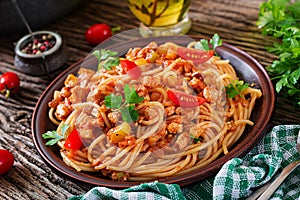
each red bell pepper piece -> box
[120,59,142,80]
[64,128,83,150]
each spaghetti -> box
[46,41,262,181]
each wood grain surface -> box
[0,0,299,199]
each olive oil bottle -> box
[128,0,191,27]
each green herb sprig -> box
[257,0,300,106]
[42,124,69,146]
[225,80,249,98]
[194,33,223,51]
[92,49,120,70]
[104,84,144,122]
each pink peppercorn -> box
[21,34,56,55]
[40,45,46,51]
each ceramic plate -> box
[32,35,275,188]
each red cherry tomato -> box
[85,23,112,46]
[64,128,83,150]
[0,149,14,175]
[0,72,20,98]
[167,89,206,108]
[120,59,142,80]
[177,47,214,65]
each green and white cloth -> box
[69,125,300,200]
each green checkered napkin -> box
[69,125,300,200]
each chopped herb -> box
[104,84,144,122]
[190,134,202,143]
[257,0,300,106]
[92,49,120,70]
[42,124,69,146]
[225,80,249,98]
[195,33,223,51]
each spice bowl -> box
[14,30,69,77]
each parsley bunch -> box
[104,84,144,122]
[257,0,300,106]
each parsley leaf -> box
[42,124,69,146]
[194,33,223,51]
[92,49,118,60]
[225,80,249,98]
[121,105,139,123]
[103,57,120,70]
[211,33,223,50]
[104,84,144,122]
[124,84,144,104]
[104,94,122,109]
[195,39,209,50]
[92,49,120,70]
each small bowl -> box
[14,30,68,77]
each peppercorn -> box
[20,34,56,55]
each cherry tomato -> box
[120,59,142,80]
[64,128,83,150]
[0,72,20,98]
[167,89,206,108]
[0,149,14,175]
[177,47,214,65]
[85,23,112,45]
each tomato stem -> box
[5,90,10,98]
[0,89,10,98]
[111,26,121,33]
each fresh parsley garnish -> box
[195,33,223,51]
[121,105,140,123]
[42,124,69,146]
[104,84,144,122]
[225,80,249,98]
[104,94,123,109]
[257,0,300,106]
[124,84,144,104]
[92,49,120,70]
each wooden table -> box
[0,0,299,199]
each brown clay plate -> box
[31,35,275,188]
